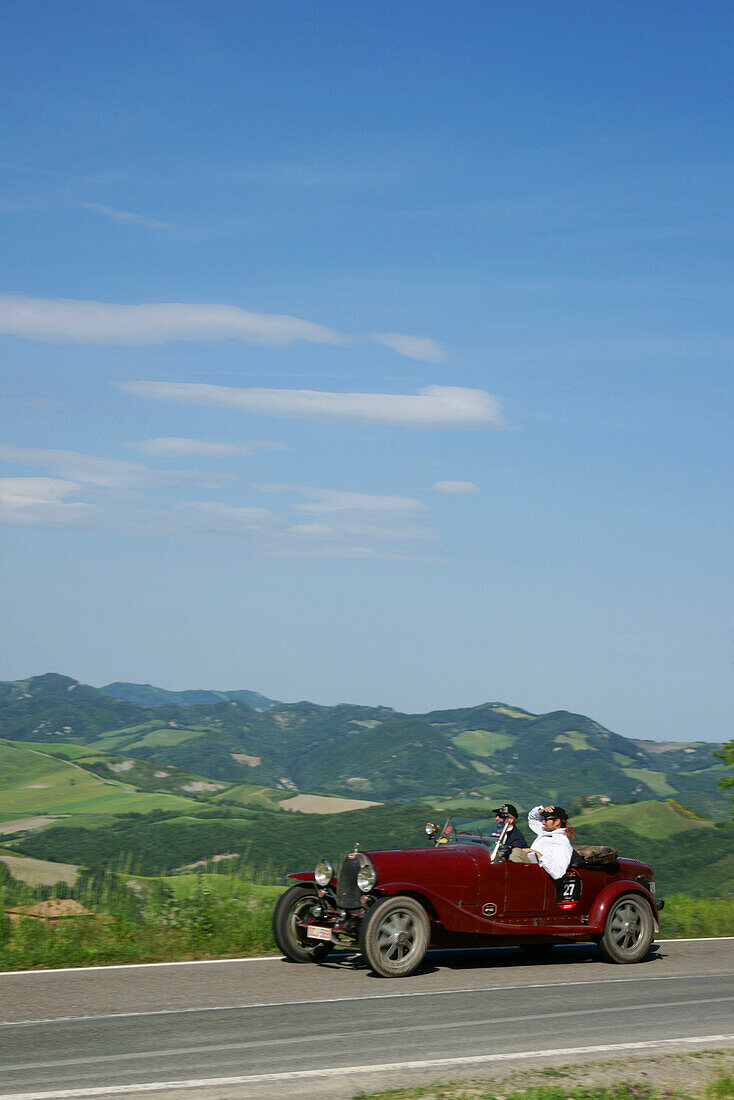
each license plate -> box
[306,925,332,942]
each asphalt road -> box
[1,939,733,1099]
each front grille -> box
[337,853,368,909]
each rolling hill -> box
[0,674,727,812]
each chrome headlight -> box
[356,863,377,892]
[314,859,334,886]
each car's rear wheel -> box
[271,884,333,963]
[598,893,654,964]
[360,895,430,978]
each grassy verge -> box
[353,1071,734,1100]
[662,895,734,938]
[0,866,278,970]
[352,1064,734,1100]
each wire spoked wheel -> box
[360,895,430,978]
[271,884,333,964]
[598,893,653,964]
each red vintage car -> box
[271,816,663,977]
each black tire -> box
[271,884,333,964]
[598,893,654,964]
[359,895,430,978]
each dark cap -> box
[540,805,568,824]
[492,803,519,819]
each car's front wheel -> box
[598,893,654,964]
[271,884,333,963]
[360,895,430,978]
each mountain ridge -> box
[100,681,279,711]
[0,673,725,813]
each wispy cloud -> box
[0,477,93,525]
[333,521,434,540]
[124,437,258,458]
[369,332,446,363]
[82,203,170,229]
[430,480,480,494]
[0,296,342,347]
[255,484,429,514]
[183,501,273,527]
[0,295,445,362]
[0,444,232,490]
[118,382,502,428]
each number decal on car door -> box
[555,869,582,910]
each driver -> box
[489,803,527,855]
[509,805,573,880]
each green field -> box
[15,742,97,760]
[573,798,710,838]
[213,783,289,810]
[126,726,210,748]
[0,742,202,817]
[452,729,514,756]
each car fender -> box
[586,880,659,934]
[287,870,341,889]
[376,881,480,933]
[287,871,316,883]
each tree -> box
[715,741,734,811]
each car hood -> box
[364,844,487,886]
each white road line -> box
[0,954,283,977]
[2,971,733,1028]
[2,936,732,977]
[5,995,734,1073]
[1,1034,733,1099]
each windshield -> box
[435,817,502,846]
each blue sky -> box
[1,1,731,742]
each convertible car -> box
[271,816,663,977]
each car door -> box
[503,860,549,915]
[471,850,548,919]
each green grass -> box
[14,742,95,760]
[140,872,285,903]
[0,742,201,817]
[353,1079,734,1100]
[622,768,678,798]
[573,799,709,839]
[662,895,734,938]
[129,726,210,748]
[213,783,289,809]
[0,866,278,970]
[452,729,514,756]
[553,731,592,750]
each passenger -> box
[489,803,527,854]
[509,805,573,880]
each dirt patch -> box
[0,852,79,886]
[179,853,239,871]
[25,783,51,789]
[231,753,262,767]
[5,899,96,923]
[109,761,135,772]
[0,816,65,835]
[181,781,226,793]
[281,794,380,814]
